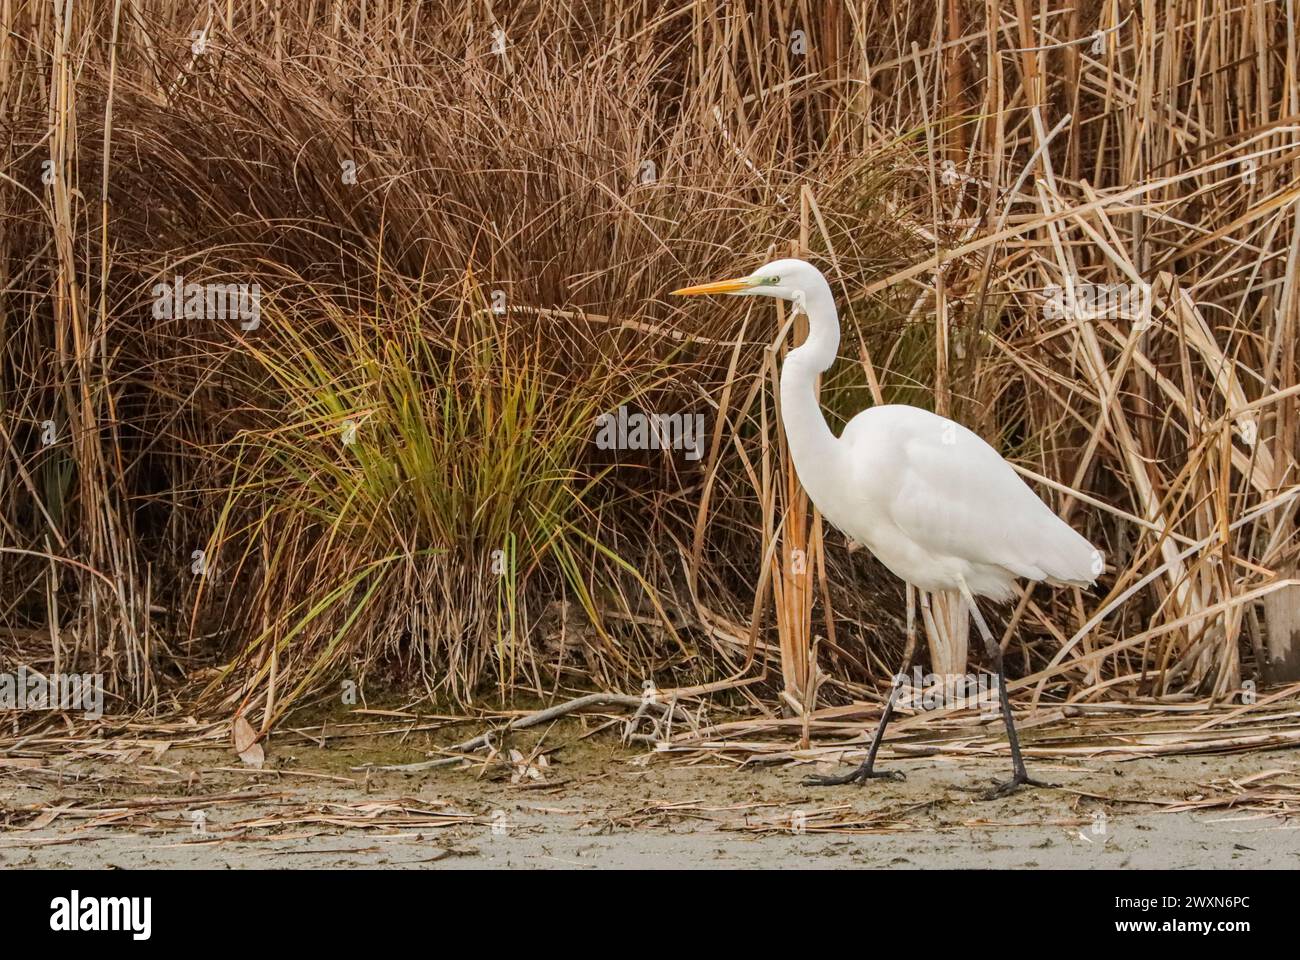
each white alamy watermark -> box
[152,274,261,330]
[50,891,151,940]
[594,405,705,461]
[894,668,1000,718]
[1,666,103,719]
[1042,281,1152,328]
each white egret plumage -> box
[672,258,1099,797]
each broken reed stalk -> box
[771,195,823,709]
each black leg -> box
[959,579,1056,799]
[804,672,906,786]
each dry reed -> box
[1,1,1298,728]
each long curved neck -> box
[779,283,842,487]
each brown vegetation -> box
[2,1,1297,724]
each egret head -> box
[670,258,829,308]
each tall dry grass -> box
[2,1,1298,722]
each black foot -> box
[803,766,906,787]
[979,772,1058,800]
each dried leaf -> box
[232,714,265,768]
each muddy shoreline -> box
[3,717,1296,869]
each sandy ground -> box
[3,716,1298,869]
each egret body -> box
[672,259,1098,796]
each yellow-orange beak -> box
[669,276,755,297]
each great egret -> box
[671,258,1099,797]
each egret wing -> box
[848,406,1096,586]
